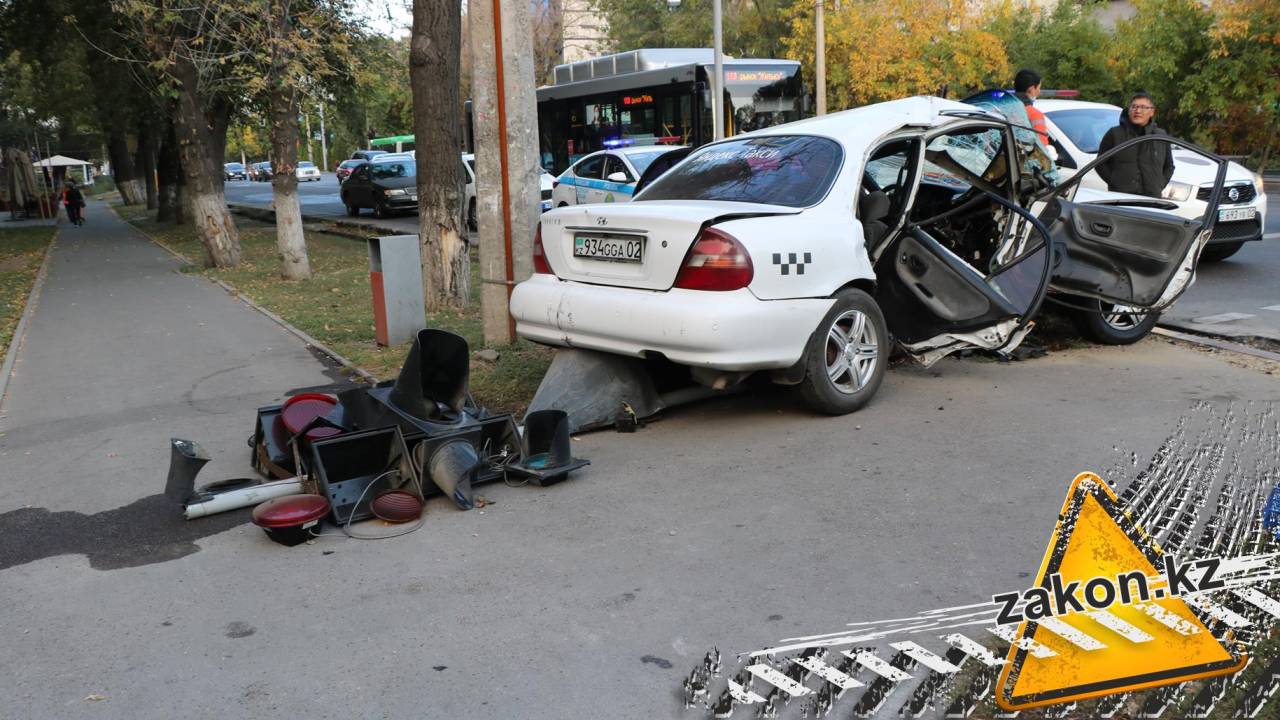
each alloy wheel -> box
[825,309,879,395]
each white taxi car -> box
[511,96,1230,415]
[551,145,687,207]
[1039,98,1267,263]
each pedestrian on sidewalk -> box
[62,181,85,226]
[1096,92,1175,198]
[1013,68,1049,148]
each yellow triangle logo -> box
[996,472,1247,710]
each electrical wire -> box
[309,466,427,541]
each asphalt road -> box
[226,179,1280,342]
[1161,187,1280,341]
[224,174,421,234]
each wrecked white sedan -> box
[510,96,1230,415]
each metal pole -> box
[319,102,329,172]
[304,112,314,163]
[815,0,826,116]
[712,0,724,140]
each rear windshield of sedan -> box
[370,160,416,179]
[637,136,841,207]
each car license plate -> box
[574,234,643,263]
[1219,206,1255,222]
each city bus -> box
[536,48,804,173]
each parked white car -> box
[1039,98,1267,262]
[511,96,1229,415]
[550,145,687,207]
[463,153,558,231]
[295,161,322,182]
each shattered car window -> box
[963,90,1060,187]
[637,135,842,208]
[924,127,1005,189]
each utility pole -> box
[470,0,540,343]
[712,0,725,140]
[319,102,329,172]
[815,0,826,115]
[304,112,314,162]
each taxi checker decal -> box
[773,252,812,276]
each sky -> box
[356,0,413,37]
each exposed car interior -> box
[865,124,1052,345]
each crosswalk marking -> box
[1039,617,1108,650]
[1087,610,1155,643]
[1133,603,1201,635]
[990,625,1057,658]
[890,640,963,674]
[943,632,1007,666]
[790,656,865,690]
[844,650,913,683]
[746,664,812,697]
[1184,594,1253,629]
[728,678,767,704]
[1234,588,1280,621]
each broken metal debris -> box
[164,328,591,545]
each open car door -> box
[1035,135,1229,312]
[871,122,1055,366]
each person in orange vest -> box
[1014,69,1050,148]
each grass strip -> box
[120,205,551,415]
[0,226,56,360]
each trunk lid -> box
[540,200,797,290]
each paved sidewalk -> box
[0,201,341,540]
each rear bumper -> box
[510,274,833,371]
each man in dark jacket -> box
[1096,92,1175,197]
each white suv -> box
[1039,99,1267,262]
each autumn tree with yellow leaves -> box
[783,0,1009,110]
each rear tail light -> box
[532,222,552,274]
[673,227,753,291]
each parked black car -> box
[340,157,417,218]
[224,162,247,181]
[351,149,389,162]
[336,159,366,185]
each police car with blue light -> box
[550,145,687,207]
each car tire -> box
[558,202,568,208]
[374,200,392,219]
[345,201,360,217]
[1200,241,1244,263]
[1072,300,1160,345]
[797,288,888,415]
[468,198,477,231]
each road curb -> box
[114,206,380,386]
[227,202,406,239]
[1153,326,1280,364]
[0,226,60,412]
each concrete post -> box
[319,103,329,172]
[815,0,826,116]
[712,0,724,140]
[470,0,541,344]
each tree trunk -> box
[108,129,143,205]
[157,112,183,223]
[411,0,468,310]
[172,56,240,267]
[268,0,311,280]
[136,118,159,210]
